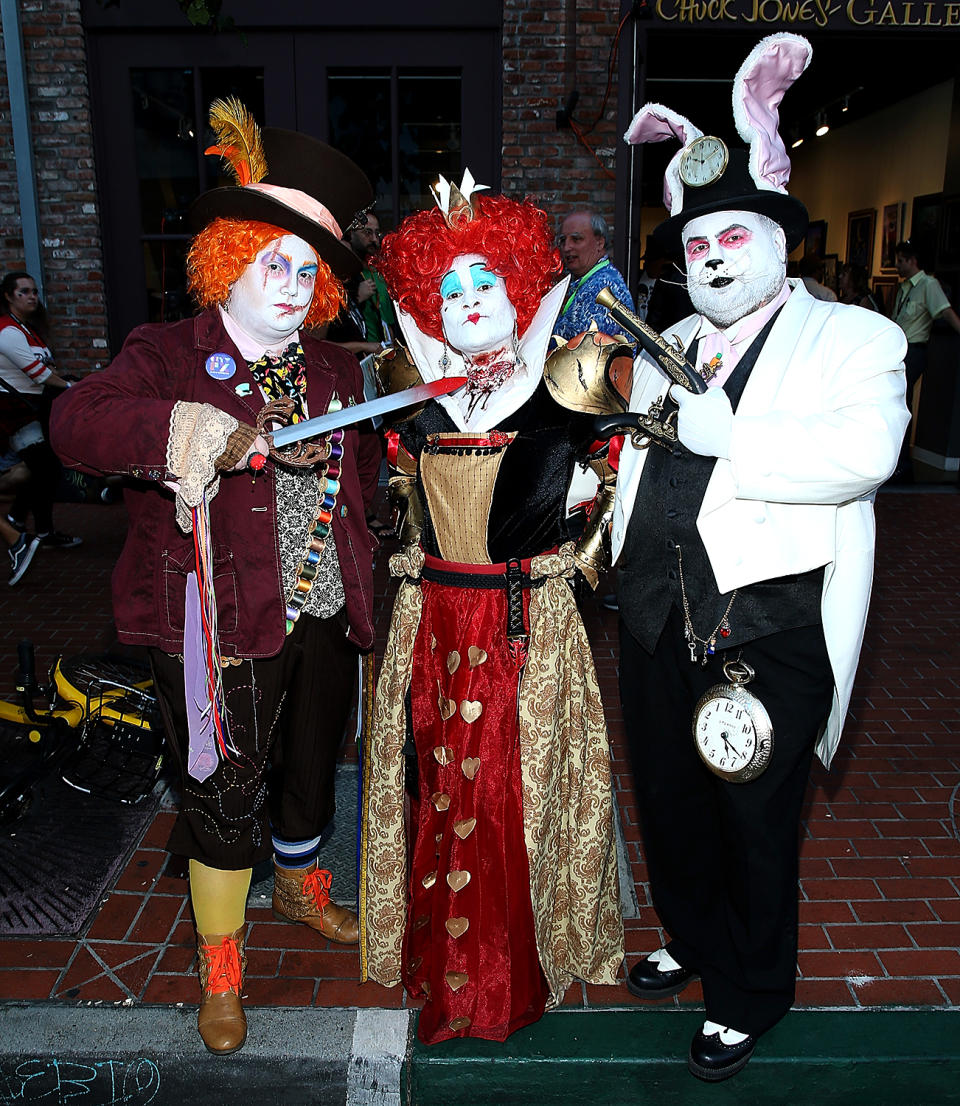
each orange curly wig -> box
[186,218,346,330]
[374,193,562,343]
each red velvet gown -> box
[391,382,594,1043]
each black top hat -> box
[190,127,374,280]
[653,148,808,257]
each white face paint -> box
[227,233,318,347]
[682,210,786,329]
[438,253,516,355]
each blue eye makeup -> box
[440,271,464,299]
[469,264,497,289]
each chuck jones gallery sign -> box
[652,0,960,26]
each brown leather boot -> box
[196,924,247,1055]
[272,860,359,944]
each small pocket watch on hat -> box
[678,135,729,188]
[692,660,772,782]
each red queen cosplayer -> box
[359,176,624,1044]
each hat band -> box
[247,183,343,240]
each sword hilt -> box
[255,397,334,469]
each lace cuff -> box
[167,401,239,533]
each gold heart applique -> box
[446,870,471,892]
[445,971,468,992]
[413,914,429,931]
[422,980,432,996]
[422,870,437,889]
[460,700,482,723]
[446,650,461,675]
[431,792,451,812]
[445,916,469,939]
[433,746,454,766]
[461,758,480,780]
[467,646,488,668]
[448,1016,470,1030]
[437,688,456,721]
[453,818,477,840]
[408,956,422,973]
[430,634,437,651]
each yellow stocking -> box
[189,860,252,937]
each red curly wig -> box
[186,218,346,330]
[374,193,562,343]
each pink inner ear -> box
[740,40,809,190]
[625,107,695,149]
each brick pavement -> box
[0,491,958,1015]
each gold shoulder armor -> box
[544,323,634,416]
[374,342,430,424]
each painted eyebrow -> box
[440,270,463,297]
[298,263,318,273]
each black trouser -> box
[11,387,63,533]
[619,606,833,1036]
[150,612,357,870]
[11,439,60,533]
[896,343,927,475]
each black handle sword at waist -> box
[595,287,706,395]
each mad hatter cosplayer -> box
[50,100,380,1054]
[359,176,625,1044]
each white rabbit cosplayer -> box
[612,34,909,1081]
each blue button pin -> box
[206,352,236,380]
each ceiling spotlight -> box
[841,95,850,113]
[815,112,829,137]
[789,126,803,149]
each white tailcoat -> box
[611,280,909,767]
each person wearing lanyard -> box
[551,210,634,345]
[891,240,960,481]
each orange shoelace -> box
[200,935,242,996]
[303,867,333,913]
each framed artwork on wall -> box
[804,220,826,259]
[911,192,942,270]
[880,203,901,271]
[822,254,838,295]
[872,274,898,316]
[845,209,875,271]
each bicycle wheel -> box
[54,654,157,729]
[0,717,70,827]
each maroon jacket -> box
[50,309,379,656]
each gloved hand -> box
[669,385,734,459]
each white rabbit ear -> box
[732,33,812,194]
[624,104,703,215]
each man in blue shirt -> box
[553,210,634,343]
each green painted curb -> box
[403,1008,960,1105]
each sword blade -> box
[270,376,467,447]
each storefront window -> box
[328,68,461,232]
[130,67,264,322]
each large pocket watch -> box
[692,660,773,783]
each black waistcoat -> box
[619,311,823,655]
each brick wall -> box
[0,0,108,374]
[502,0,624,242]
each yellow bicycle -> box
[0,642,163,826]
